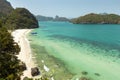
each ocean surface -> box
[28,21,120,80]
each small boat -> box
[31,32,37,35]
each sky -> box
[7,0,120,18]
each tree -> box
[5,8,39,30]
[0,23,25,80]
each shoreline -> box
[12,29,38,79]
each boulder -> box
[31,67,40,76]
[94,73,100,76]
[81,71,88,75]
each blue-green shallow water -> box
[28,21,120,80]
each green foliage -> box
[5,8,39,30]
[0,27,20,54]
[0,0,13,25]
[0,23,25,80]
[0,20,2,27]
[23,77,49,80]
[0,12,9,22]
[0,1,39,30]
[0,1,38,80]
[71,13,120,24]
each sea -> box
[28,21,120,80]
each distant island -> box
[36,15,69,22]
[36,13,120,24]
[71,13,120,24]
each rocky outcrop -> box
[31,67,40,76]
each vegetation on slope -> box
[5,8,39,30]
[0,0,39,79]
[71,13,120,24]
[0,0,38,30]
[0,23,26,80]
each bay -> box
[28,21,120,80]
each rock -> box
[94,73,100,76]
[31,67,40,76]
[81,71,88,75]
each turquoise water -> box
[29,21,120,80]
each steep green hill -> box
[5,8,39,29]
[0,0,39,29]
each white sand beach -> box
[12,29,37,79]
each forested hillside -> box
[0,0,38,30]
[71,13,120,24]
[5,8,39,29]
